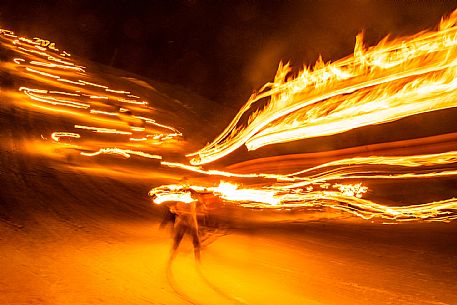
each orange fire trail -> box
[149,182,457,222]
[188,10,457,165]
[158,150,457,184]
[274,151,457,186]
[74,125,133,135]
[80,148,162,160]
[20,87,91,109]
[3,17,457,224]
[1,25,182,175]
[51,132,80,142]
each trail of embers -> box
[150,148,457,222]
[2,12,457,224]
[0,27,183,166]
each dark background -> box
[1,0,456,109]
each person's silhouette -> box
[169,198,201,261]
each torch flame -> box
[188,9,457,165]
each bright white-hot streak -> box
[81,148,162,159]
[51,132,80,142]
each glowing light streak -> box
[46,56,76,67]
[134,115,182,135]
[13,58,25,64]
[130,127,145,132]
[19,87,47,94]
[3,33,17,38]
[149,182,457,222]
[57,78,84,85]
[49,91,80,97]
[78,80,108,88]
[147,134,162,140]
[118,98,148,105]
[0,29,17,37]
[81,148,162,160]
[18,37,39,45]
[275,151,457,187]
[150,187,195,204]
[29,60,85,72]
[129,137,147,142]
[159,161,285,180]
[20,87,90,109]
[158,150,457,185]
[214,181,280,205]
[32,37,59,51]
[17,47,53,60]
[74,125,132,135]
[280,170,457,190]
[105,88,130,94]
[333,183,368,198]
[25,67,60,79]
[89,109,118,116]
[51,132,80,142]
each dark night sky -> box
[1,0,456,109]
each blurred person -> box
[168,178,207,262]
[169,198,201,261]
